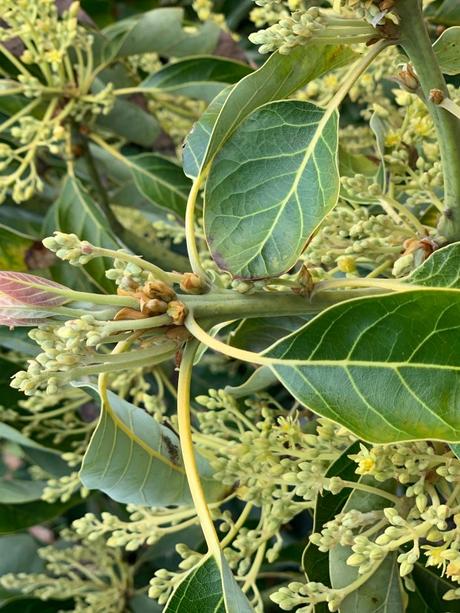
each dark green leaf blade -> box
[268,289,460,443]
[128,153,191,219]
[52,177,122,292]
[140,56,252,103]
[205,100,339,278]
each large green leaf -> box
[205,100,340,278]
[268,289,460,443]
[407,241,460,287]
[433,26,460,74]
[183,44,357,179]
[50,177,122,293]
[139,56,252,103]
[165,554,252,613]
[79,384,223,507]
[101,8,220,60]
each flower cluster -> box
[249,5,377,54]
[0,529,132,612]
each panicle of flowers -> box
[301,205,415,277]
[0,528,132,612]
[73,503,200,551]
[249,5,378,55]
[271,441,460,610]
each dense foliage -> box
[0,0,460,611]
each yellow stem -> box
[185,174,208,280]
[177,340,221,560]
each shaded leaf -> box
[427,0,460,27]
[140,56,252,103]
[125,154,191,219]
[79,384,223,507]
[225,366,278,399]
[268,289,460,443]
[0,480,45,504]
[409,562,460,612]
[183,44,357,179]
[51,177,122,292]
[95,97,161,147]
[0,495,82,534]
[205,100,339,278]
[433,26,460,74]
[102,8,220,60]
[230,316,309,353]
[0,229,32,273]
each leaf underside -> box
[205,100,339,279]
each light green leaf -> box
[369,111,388,193]
[79,384,223,507]
[268,289,460,443]
[183,44,357,179]
[139,56,252,103]
[225,366,277,398]
[51,177,122,293]
[329,472,403,612]
[433,26,460,75]
[183,87,232,180]
[165,554,252,613]
[407,241,460,287]
[126,153,191,219]
[0,228,32,272]
[205,100,339,278]
[0,480,45,504]
[102,8,220,60]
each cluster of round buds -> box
[43,232,95,266]
[271,580,340,612]
[250,8,326,54]
[339,0,394,23]
[309,509,382,551]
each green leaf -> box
[79,384,223,507]
[407,241,460,287]
[139,56,252,103]
[125,153,191,219]
[95,97,161,147]
[451,443,460,459]
[225,366,278,399]
[0,480,45,504]
[0,206,41,241]
[0,495,82,534]
[331,550,403,612]
[268,289,460,443]
[0,228,32,272]
[408,562,460,612]
[426,0,460,26]
[183,44,357,179]
[329,476,403,612]
[51,177,122,293]
[302,441,361,613]
[205,100,340,279]
[165,554,252,613]
[433,26,460,74]
[102,8,220,60]
[230,316,308,353]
